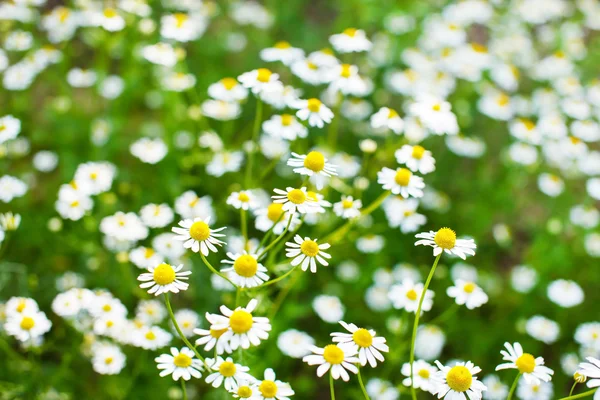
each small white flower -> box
[172,217,226,255]
[303,343,360,381]
[495,342,554,385]
[329,28,372,53]
[415,228,477,260]
[285,235,331,273]
[238,68,281,95]
[138,263,191,296]
[447,280,488,309]
[432,360,487,400]
[370,107,404,134]
[205,356,252,391]
[255,368,295,400]
[377,167,425,198]
[388,279,434,314]
[271,187,318,214]
[155,347,203,381]
[395,144,436,175]
[221,252,269,289]
[401,360,437,393]
[333,196,362,219]
[294,98,334,128]
[331,321,389,368]
[287,151,337,190]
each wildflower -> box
[155,347,203,381]
[525,316,560,344]
[294,98,334,128]
[409,95,459,135]
[537,174,565,197]
[172,217,226,255]
[0,115,21,144]
[135,299,167,325]
[139,203,174,228]
[230,379,260,399]
[91,343,126,375]
[160,12,207,42]
[481,375,509,400]
[401,360,437,393]
[206,299,271,350]
[254,203,299,234]
[331,321,389,367]
[238,68,281,95]
[97,8,125,32]
[370,107,404,134]
[432,360,487,399]
[287,151,337,190]
[333,196,362,219]
[327,63,369,96]
[313,295,345,323]
[575,323,600,350]
[255,368,295,400]
[383,197,426,233]
[547,279,584,308]
[262,114,308,141]
[516,379,553,400]
[161,71,196,92]
[221,253,269,288]
[130,138,168,164]
[388,279,434,314]
[205,356,252,391]
[207,151,244,177]
[173,309,200,338]
[395,144,436,175]
[5,310,52,342]
[208,77,249,102]
[576,357,600,391]
[138,263,191,296]
[377,167,425,198]
[227,190,260,211]
[202,100,242,121]
[100,211,149,242]
[277,329,315,359]
[132,325,172,350]
[303,343,360,381]
[272,187,317,214]
[260,41,305,66]
[67,68,97,88]
[285,235,331,273]
[495,342,554,384]
[0,176,28,203]
[415,228,477,259]
[194,322,232,355]
[447,280,489,309]
[329,28,372,53]
[142,42,178,67]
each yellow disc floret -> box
[153,263,176,285]
[406,289,418,301]
[256,68,272,83]
[516,353,536,374]
[20,316,35,330]
[234,255,258,278]
[307,98,322,112]
[394,168,412,186]
[259,380,278,397]
[173,353,192,368]
[303,151,325,172]
[434,228,457,250]
[219,361,237,377]
[237,386,253,398]
[229,310,253,334]
[267,203,284,222]
[418,369,430,379]
[411,145,426,160]
[463,282,476,294]
[352,328,373,348]
[221,77,237,90]
[323,344,345,364]
[287,189,306,204]
[281,114,294,126]
[446,366,473,392]
[300,240,320,257]
[189,221,210,241]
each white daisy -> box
[333,196,362,219]
[262,114,308,141]
[208,77,249,102]
[294,98,334,128]
[206,299,271,350]
[370,107,404,134]
[331,321,389,368]
[227,190,260,211]
[402,360,438,393]
[155,347,203,381]
[287,151,337,190]
[447,280,489,310]
[255,368,295,400]
[271,187,318,214]
[254,203,301,234]
[329,28,372,53]
[260,41,305,66]
[172,217,226,255]
[377,167,425,198]
[194,322,232,355]
[577,357,600,392]
[495,342,554,385]
[238,68,281,95]
[409,95,459,136]
[205,356,252,391]
[4,310,52,342]
[388,279,434,314]
[285,235,331,273]
[138,263,191,296]
[395,144,436,175]
[303,343,360,381]
[415,228,477,259]
[432,360,487,400]
[221,252,269,289]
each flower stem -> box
[241,208,248,250]
[246,264,299,291]
[558,389,598,400]
[200,253,237,288]
[245,98,262,187]
[506,373,521,400]
[409,253,441,400]
[330,371,336,400]
[180,379,188,400]
[570,382,578,397]
[258,214,293,259]
[164,294,210,370]
[357,366,371,400]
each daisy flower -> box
[409,95,459,136]
[137,263,191,296]
[91,343,126,375]
[255,368,295,400]
[155,347,203,381]
[205,356,252,391]
[4,310,52,342]
[294,98,334,128]
[287,151,337,190]
[206,299,272,350]
[230,379,260,399]
[331,321,389,368]
[432,360,487,400]
[329,28,372,53]
[272,187,317,214]
[495,342,554,385]
[402,360,438,393]
[447,280,489,309]
[303,343,360,381]
[285,235,331,273]
[194,322,232,355]
[388,279,434,314]
[333,196,362,219]
[395,144,436,175]
[260,41,305,66]
[221,252,269,289]
[208,77,249,102]
[262,114,308,141]
[327,63,369,96]
[238,68,281,95]
[377,167,425,198]
[172,217,226,256]
[254,203,300,234]
[370,107,404,134]
[415,228,477,259]
[227,190,260,211]
[577,357,600,392]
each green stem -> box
[245,98,263,187]
[164,294,210,370]
[241,208,248,250]
[200,253,237,288]
[570,382,578,397]
[181,379,188,400]
[357,366,371,400]
[409,254,441,400]
[246,264,299,291]
[559,389,598,400]
[257,214,293,259]
[268,270,301,320]
[506,373,521,400]
[330,371,336,400]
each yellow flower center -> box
[307,61,319,70]
[153,263,176,285]
[238,386,253,398]
[432,103,441,111]
[145,331,156,340]
[394,168,412,186]
[267,203,284,222]
[221,77,238,90]
[300,240,320,257]
[516,353,536,374]
[411,145,425,160]
[342,199,354,209]
[323,344,345,364]
[210,328,228,338]
[173,13,188,28]
[463,282,476,293]
[219,361,237,377]
[189,221,210,241]
[233,255,258,278]
[471,43,487,53]
[20,316,35,330]
[281,114,294,126]
[418,369,430,379]
[256,68,272,83]
[446,366,473,392]
[434,228,457,250]
[259,380,278,397]
[496,93,510,106]
[58,8,70,22]
[343,28,357,37]
[105,357,113,365]
[303,151,325,172]
[144,247,155,259]
[103,8,117,18]
[16,300,26,313]
[238,192,250,202]
[340,64,352,78]
[570,136,581,144]
[406,289,418,301]
[229,310,253,334]
[352,328,373,348]
[173,353,192,368]
[287,189,306,204]
[522,119,535,130]
[274,41,291,49]
[388,109,399,118]
[307,98,322,112]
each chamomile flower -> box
[5,310,52,342]
[91,343,126,375]
[194,323,232,355]
[388,279,434,314]
[401,360,438,393]
[140,203,174,228]
[138,263,191,296]
[432,360,487,400]
[415,228,477,259]
[227,191,260,211]
[0,115,21,144]
[331,321,389,368]
[255,368,295,400]
[409,96,459,135]
[303,343,359,381]
[272,187,317,214]
[221,253,269,289]
[205,356,252,391]
[142,42,178,67]
[377,167,425,198]
[262,114,308,141]
[160,13,206,42]
[329,28,372,53]
[207,299,271,350]
[287,151,337,190]
[238,68,281,95]
[576,357,600,391]
[230,380,260,399]
[172,217,226,255]
[260,41,305,66]
[285,235,331,273]
[495,342,554,385]
[254,203,300,234]
[547,279,584,308]
[395,145,436,175]
[155,347,203,381]
[327,63,369,96]
[294,98,334,128]
[370,107,404,134]
[447,280,488,310]
[129,246,164,269]
[277,329,315,359]
[132,325,172,350]
[333,196,362,219]
[208,77,249,102]
[130,137,168,164]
